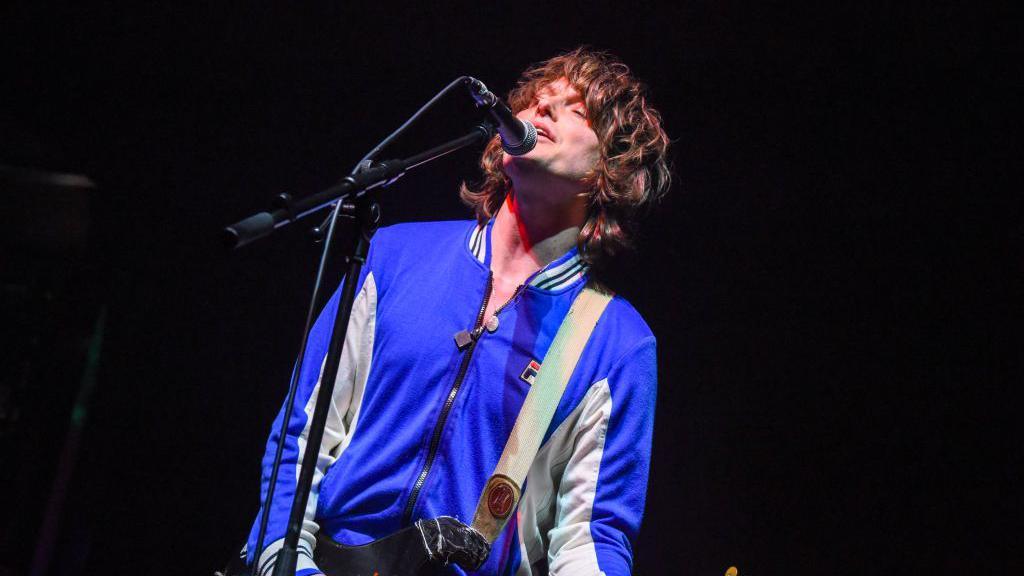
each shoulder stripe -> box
[469,223,485,262]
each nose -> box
[535,95,555,120]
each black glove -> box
[416,516,490,571]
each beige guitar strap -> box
[470,284,613,543]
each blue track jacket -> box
[246,219,657,576]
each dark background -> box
[0,2,1015,575]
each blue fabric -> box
[246,220,657,575]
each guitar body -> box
[314,527,441,576]
[224,518,484,576]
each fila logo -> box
[519,359,541,385]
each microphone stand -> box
[226,122,494,576]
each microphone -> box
[464,77,537,156]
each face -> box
[503,78,600,196]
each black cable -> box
[352,76,476,172]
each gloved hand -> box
[415,516,490,571]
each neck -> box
[490,190,585,284]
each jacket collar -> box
[467,220,589,292]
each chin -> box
[503,152,545,176]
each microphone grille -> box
[502,120,537,156]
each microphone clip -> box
[464,77,498,109]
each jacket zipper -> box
[401,272,526,524]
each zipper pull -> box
[454,330,474,350]
[455,314,498,350]
[454,325,487,350]
[455,271,495,350]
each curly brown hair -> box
[460,47,671,272]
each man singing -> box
[244,46,671,575]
